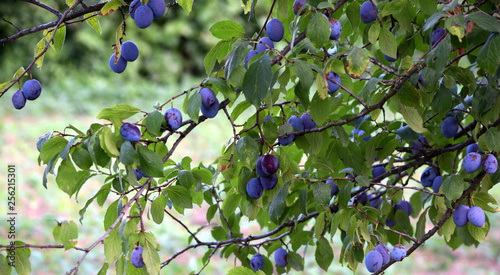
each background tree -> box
[1,0,500,274]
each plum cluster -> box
[109,41,140,74]
[249,248,288,271]
[120,107,184,142]
[364,243,406,273]
[453,205,486,227]
[279,113,316,146]
[463,152,498,174]
[246,154,279,199]
[11,79,42,110]
[130,0,166,29]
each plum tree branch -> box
[22,0,63,18]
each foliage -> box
[1,0,500,274]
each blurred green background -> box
[1,0,500,274]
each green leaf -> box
[477,33,500,75]
[100,126,120,157]
[368,24,380,45]
[151,194,168,224]
[209,77,237,102]
[423,11,446,31]
[227,266,255,275]
[310,92,330,125]
[60,137,75,160]
[99,0,123,16]
[316,72,329,100]
[467,222,488,243]
[96,104,141,121]
[146,110,164,137]
[97,263,109,275]
[442,175,466,202]
[210,21,245,40]
[312,182,331,206]
[56,159,78,196]
[178,170,195,189]
[400,104,426,133]
[235,136,259,169]
[225,44,246,84]
[85,13,102,34]
[34,38,45,68]
[58,221,78,250]
[295,60,314,89]
[13,242,30,275]
[472,86,498,115]
[315,237,334,271]
[142,235,161,275]
[166,185,193,209]
[40,137,67,164]
[204,40,234,75]
[177,0,194,14]
[307,13,330,49]
[89,134,110,167]
[287,251,304,271]
[346,47,369,78]
[396,125,419,141]
[119,141,139,165]
[52,25,66,53]
[379,28,397,60]
[223,192,240,217]
[466,12,500,33]
[484,127,500,152]
[339,143,364,174]
[380,0,406,18]
[269,181,291,224]
[0,253,12,275]
[242,54,272,108]
[137,146,164,177]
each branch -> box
[22,0,63,18]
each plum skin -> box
[463,152,482,173]
[420,167,438,187]
[453,204,470,227]
[441,116,459,138]
[261,154,279,175]
[432,27,446,46]
[396,200,413,216]
[199,88,219,118]
[22,79,42,100]
[432,175,443,193]
[391,244,406,261]
[256,37,274,53]
[147,0,166,19]
[246,177,263,199]
[266,18,284,42]
[466,143,482,154]
[326,71,341,94]
[131,246,145,268]
[109,54,127,73]
[383,53,397,62]
[375,244,390,265]
[164,107,183,130]
[121,41,139,62]
[467,206,485,227]
[250,253,265,271]
[12,90,26,109]
[329,18,341,40]
[293,0,307,15]
[260,173,278,190]
[129,0,141,19]
[134,5,154,29]
[120,122,141,142]
[483,154,498,174]
[365,250,383,272]
[360,1,378,24]
[274,248,288,267]
[326,178,339,196]
[245,50,258,69]
[412,135,429,156]
[301,113,316,130]
[372,166,386,179]
[288,115,304,131]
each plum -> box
[329,18,341,40]
[360,1,378,24]
[120,122,141,142]
[263,115,274,126]
[147,0,166,18]
[250,253,265,271]
[358,192,368,205]
[391,244,406,261]
[293,0,307,15]
[420,167,438,187]
[365,250,383,272]
[383,53,397,62]
[386,219,396,228]
[200,88,217,108]
[256,157,267,177]
[466,143,483,154]
[463,152,482,173]
[262,154,279,175]
[467,206,485,227]
[432,27,446,46]
[274,248,288,267]
[432,175,443,193]
[201,103,219,118]
[482,154,498,174]
[288,115,304,131]
[412,135,429,156]
[256,37,274,53]
[326,71,341,94]
[22,79,42,100]
[134,5,154,29]
[245,50,258,69]
[418,73,426,87]
[129,0,141,19]
[109,54,127,74]
[133,167,149,180]
[301,113,316,130]
[266,18,284,42]
[12,90,26,109]
[372,166,386,179]
[260,173,278,190]
[164,107,182,130]
[326,178,339,196]
[246,177,264,199]
[375,244,390,265]
[279,135,294,146]
[396,200,413,216]
[121,41,139,62]
[441,116,459,138]
[131,246,145,268]
[369,195,382,209]
[453,204,470,227]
